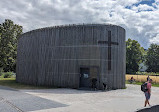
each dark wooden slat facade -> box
[16,24,126,89]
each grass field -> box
[126,75,159,87]
[0,78,53,89]
[126,80,159,87]
[0,76,159,89]
[126,74,159,83]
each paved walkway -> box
[0,84,159,112]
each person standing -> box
[92,78,97,91]
[147,75,150,81]
[144,79,152,107]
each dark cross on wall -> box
[98,31,119,70]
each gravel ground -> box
[0,84,159,112]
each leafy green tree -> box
[145,44,159,72]
[126,38,144,74]
[0,19,23,72]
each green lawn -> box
[0,78,53,89]
[126,80,159,87]
[1,78,159,89]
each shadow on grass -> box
[0,78,54,89]
[0,78,108,94]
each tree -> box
[145,44,159,72]
[126,38,144,74]
[0,19,23,72]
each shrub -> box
[0,68,4,76]
[0,72,5,78]
[3,72,13,78]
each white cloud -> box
[150,34,159,44]
[0,0,159,48]
[132,4,155,11]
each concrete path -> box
[0,84,159,112]
[0,86,67,112]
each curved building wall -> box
[16,24,126,89]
